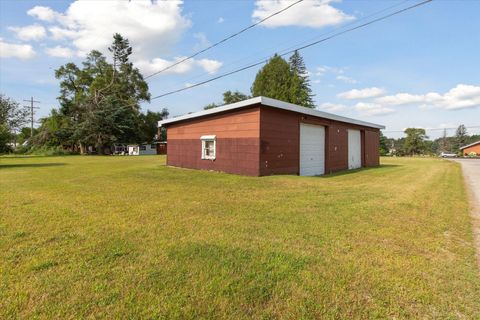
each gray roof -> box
[158,96,385,129]
[460,140,480,150]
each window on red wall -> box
[200,135,216,160]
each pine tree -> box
[288,50,314,108]
[251,54,293,102]
[109,33,132,68]
[251,53,315,108]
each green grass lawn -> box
[1,156,479,319]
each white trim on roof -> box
[158,96,385,129]
[460,140,480,150]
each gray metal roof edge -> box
[459,140,480,150]
[158,96,385,129]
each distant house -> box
[128,143,157,156]
[158,96,385,176]
[460,141,480,156]
[112,144,128,155]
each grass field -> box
[1,155,479,319]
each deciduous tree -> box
[403,128,428,156]
[0,94,28,152]
[46,33,151,154]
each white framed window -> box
[200,135,216,160]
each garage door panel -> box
[300,124,325,176]
[348,129,361,169]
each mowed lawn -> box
[1,156,479,319]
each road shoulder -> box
[453,159,480,268]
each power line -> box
[144,0,304,80]
[159,0,412,93]
[149,0,433,100]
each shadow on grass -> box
[0,155,78,159]
[0,163,67,169]
[317,164,402,178]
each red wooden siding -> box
[364,130,380,166]
[166,106,261,176]
[156,143,167,155]
[259,106,380,175]
[259,107,299,175]
[165,104,380,176]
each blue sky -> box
[0,0,479,138]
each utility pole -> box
[23,97,40,139]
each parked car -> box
[440,152,457,158]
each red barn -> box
[158,96,384,176]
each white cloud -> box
[22,1,224,77]
[8,24,46,41]
[48,26,77,40]
[217,17,225,23]
[135,57,223,76]
[196,58,223,74]
[315,65,345,76]
[375,84,480,110]
[338,87,385,100]
[28,0,191,59]
[374,93,423,106]
[27,6,58,22]
[193,32,210,51]
[319,103,347,112]
[45,46,74,58]
[355,102,395,116]
[135,57,194,75]
[252,0,354,28]
[336,75,357,84]
[0,39,36,59]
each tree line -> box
[1,34,168,155]
[2,33,478,157]
[1,35,316,155]
[380,125,479,157]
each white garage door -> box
[300,123,325,176]
[348,129,362,169]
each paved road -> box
[451,159,480,267]
[452,159,480,204]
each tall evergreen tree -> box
[251,53,315,108]
[288,50,314,108]
[251,54,293,103]
[109,33,132,67]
